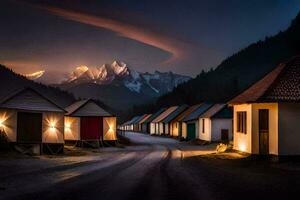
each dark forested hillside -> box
[123,11,300,122]
[0,65,75,108]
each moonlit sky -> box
[0,0,300,83]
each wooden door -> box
[221,129,229,141]
[80,117,103,140]
[187,123,196,140]
[17,112,42,143]
[259,109,269,155]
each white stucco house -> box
[198,104,233,142]
[229,56,300,155]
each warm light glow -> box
[239,143,247,152]
[0,112,9,130]
[48,119,57,132]
[65,122,71,129]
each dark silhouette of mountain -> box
[123,11,300,123]
[0,64,75,108]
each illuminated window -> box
[202,119,205,133]
[237,112,247,134]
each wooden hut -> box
[229,56,300,155]
[182,103,213,140]
[64,99,116,144]
[198,104,233,142]
[138,114,152,132]
[133,115,147,132]
[150,106,178,135]
[142,108,166,133]
[0,88,66,154]
[161,105,188,135]
[170,104,201,138]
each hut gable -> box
[0,88,65,112]
[66,100,111,117]
[229,56,300,104]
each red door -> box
[80,117,103,140]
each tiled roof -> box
[229,56,300,104]
[151,106,178,123]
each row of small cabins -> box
[120,56,300,156]
[121,103,233,142]
[0,88,117,154]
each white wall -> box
[233,104,252,153]
[211,119,233,141]
[198,118,211,141]
[159,122,164,135]
[150,123,156,134]
[164,123,169,134]
[278,103,300,155]
[252,103,278,155]
[233,103,278,155]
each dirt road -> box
[0,132,300,200]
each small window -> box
[202,119,205,133]
[237,112,247,134]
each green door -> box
[187,123,196,140]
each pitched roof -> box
[130,115,143,124]
[139,114,152,124]
[182,103,213,122]
[229,56,300,104]
[142,108,167,124]
[0,87,66,112]
[151,106,178,123]
[123,116,140,126]
[161,105,188,123]
[176,104,202,122]
[134,115,148,124]
[65,99,112,117]
[200,104,232,119]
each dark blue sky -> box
[0,0,300,83]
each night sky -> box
[1,0,300,83]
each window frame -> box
[237,111,247,134]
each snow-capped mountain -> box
[63,60,190,94]
[57,61,191,110]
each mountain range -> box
[55,61,191,111]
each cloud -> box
[33,4,191,64]
[24,70,45,80]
